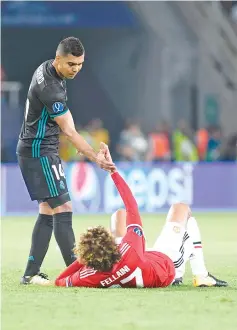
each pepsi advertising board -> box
[1,162,237,215]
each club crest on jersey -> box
[60,180,65,190]
[133,227,143,237]
[173,226,181,233]
[53,102,64,113]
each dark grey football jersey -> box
[17,60,68,157]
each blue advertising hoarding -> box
[1,162,237,216]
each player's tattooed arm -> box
[54,111,116,171]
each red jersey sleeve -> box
[55,264,101,288]
[111,172,142,228]
[111,172,145,258]
[55,260,84,287]
[121,226,145,259]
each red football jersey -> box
[55,172,175,288]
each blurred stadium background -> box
[1,0,237,215]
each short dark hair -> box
[57,37,85,57]
[74,226,121,272]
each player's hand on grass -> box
[99,142,117,173]
[96,143,116,172]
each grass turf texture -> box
[2,213,237,330]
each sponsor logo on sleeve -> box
[133,227,143,237]
[52,102,64,113]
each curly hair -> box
[74,226,121,272]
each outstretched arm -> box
[40,84,115,172]
[99,144,145,258]
[111,172,142,228]
[99,142,142,228]
[54,112,115,171]
[55,260,84,287]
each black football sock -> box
[24,214,53,277]
[53,212,76,266]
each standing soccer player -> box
[17,37,115,285]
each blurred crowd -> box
[60,118,110,162]
[59,118,237,163]
[1,88,237,164]
[1,64,236,164]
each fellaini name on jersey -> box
[100,265,130,287]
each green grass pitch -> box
[2,213,237,330]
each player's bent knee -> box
[172,203,190,213]
[116,209,126,218]
[174,203,192,218]
[53,201,72,214]
[166,203,190,225]
[113,209,126,225]
[111,208,126,238]
[38,202,53,215]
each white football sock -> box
[174,233,194,279]
[187,217,208,277]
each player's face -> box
[57,54,84,79]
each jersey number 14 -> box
[52,164,65,180]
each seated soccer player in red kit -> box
[52,143,227,288]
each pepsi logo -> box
[69,163,101,212]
